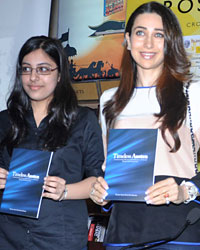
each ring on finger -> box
[164,193,169,198]
[90,188,95,196]
[164,193,170,205]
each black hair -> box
[4,35,78,151]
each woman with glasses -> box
[90,1,200,250]
[0,35,104,250]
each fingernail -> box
[145,196,151,204]
[103,193,108,199]
[146,200,151,204]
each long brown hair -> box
[103,1,192,152]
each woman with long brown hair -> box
[90,2,200,249]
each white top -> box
[100,81,200,178]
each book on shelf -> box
[0,148,53,218]
[88,214,109,242]
[104,128,158,202]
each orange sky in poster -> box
[72,2,127,80]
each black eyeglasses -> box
[19,66,58,75]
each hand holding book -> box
[90,176,109,206]
[104,129,157,202]
[43,175,67,201]
[90,129,158,204]
[0,148,53,218]
[0,168,8,189]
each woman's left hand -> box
[145,177,186,205]
[42,176,66,201]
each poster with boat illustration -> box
[58,0,126,81]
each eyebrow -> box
[22,62,52,66]
[133,26,164,32]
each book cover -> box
[88,222,96,242]
[104,129,158,202]
[0,148,53,218]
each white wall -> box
[0,0,52,110]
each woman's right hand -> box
[0,168,8,189]
[90,176,109,206]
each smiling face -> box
[126,13,165,77]
[21,48,60,108]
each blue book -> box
[104,129,158,202]
[0,148,53,218]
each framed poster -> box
[58,0,127,81]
